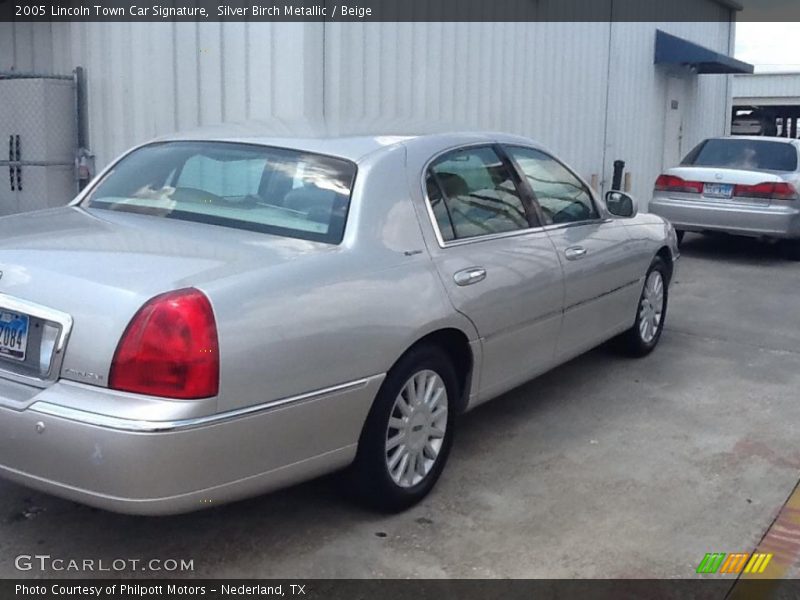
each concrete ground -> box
[1,232,800,579]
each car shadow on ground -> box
[2,343,624,577]
[678,232,793,265]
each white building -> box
[733,72,800,137]
[2,5,750,211]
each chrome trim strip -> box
[563,279,642,314]
[29,378,373,433]
[0,293,74,388]
[483,308,563,340]
[437,224,551,248]
[539,218,613,232]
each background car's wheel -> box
[616,257,669,357]
[675,229,685,245]
[350,344,458,512]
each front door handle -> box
[564,246,588,261]
[454,267,486,286]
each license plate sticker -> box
[704,183,734,198]
[0,311,29,362]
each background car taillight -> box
[733,181,799,201]
[654,174,704,194]
[109,288,219,399]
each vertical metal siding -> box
[4,13,733,206]
[324,21,612,184]
[604,20,733,203]
[4,21,324,166]
[734,73,800,100]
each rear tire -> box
[350,344,458,512]
[616,257,669,357]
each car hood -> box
[0,206,335,387]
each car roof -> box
[713,135,799,145]
[154,122,542,162]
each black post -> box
[612,160,625,191]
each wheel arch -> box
[655,246,674,284]
[391,328,475,415]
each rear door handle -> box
[454,267,486,286]
[564,246,587,261]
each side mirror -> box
[604,190,638,218]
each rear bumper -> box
[0,376,382,515]
[650,196,800,239]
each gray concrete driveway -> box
[2,233,799,579]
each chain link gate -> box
[0,69,90,217]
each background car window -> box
[506,146,598,225]
[84,142,356,244]
[681,138,798,171]
[428,147,529,240]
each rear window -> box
[682,139,798,172]
[84,142,357,244]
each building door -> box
[663,76,686,169]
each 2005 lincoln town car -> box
[0,131,679,514]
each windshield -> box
[682,138,798,172]
[83,141,357,244]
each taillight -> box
[654,174,704,194]
[109,288,219,399]
[733,181,798,201]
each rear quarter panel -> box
[201,144,478,413]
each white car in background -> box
[649,136,800,258]
[731,110,777,137]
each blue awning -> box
[655,30,754,74]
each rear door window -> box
[682,139,798,171]
[426,146,532,241]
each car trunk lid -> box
[0,205,333,389]
[659,166,797,206]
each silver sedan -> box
[649,136,800,257]
[0,131,679,514]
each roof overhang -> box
[655,30,754,75]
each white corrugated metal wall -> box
[1,21,325,166]
[604,19,733,201]
[734,73,800,105]
[1,12,735,206]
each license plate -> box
[0,310,29,362]
[704,183,734,198]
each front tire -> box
[617,257,669,357]
[350,345,458,511]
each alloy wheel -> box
[385,369,449,488]
[638,270,665,344]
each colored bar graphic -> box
[697,553,726,574]
[720,553,749,574]
[697,552,773,574]
[744,553,772,574]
